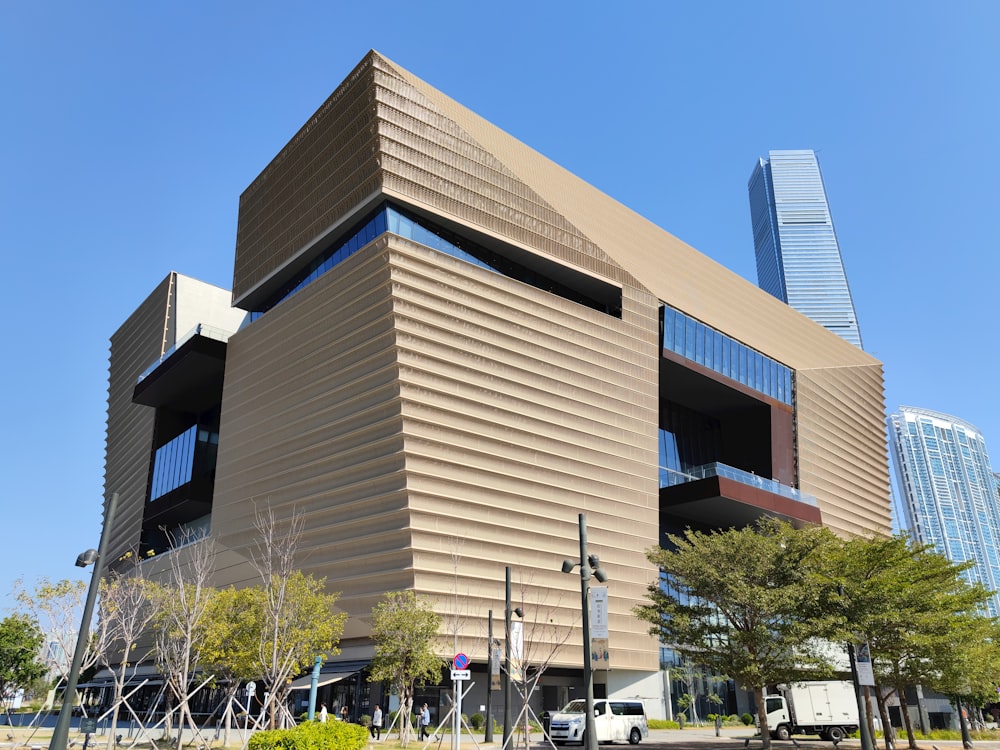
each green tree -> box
[200,585,265,744]
[634,518,839,749]
[822,534,997,749]
[0,614,46,710]
[253,571,345,729]
[368,591,444,746]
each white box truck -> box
[764,681,859,742]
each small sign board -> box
[855,642,875,687]
[81,718,97,734]
[451,669,471,681]
[490,645,501,691]
[453,653,470,670]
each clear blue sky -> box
[2,2,997,604]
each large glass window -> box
[149,424,219,502]
[150,426,197,501]
[660,304,793,406]
[252,203,622,319]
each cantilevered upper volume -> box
[104,51,892,708]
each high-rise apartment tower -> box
[888,406,1000,617]
[748,149,863,348]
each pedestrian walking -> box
[419,703,430,740]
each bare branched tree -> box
[96,550,157,749]
[508,573,574,750]
[249,506,345,730]
[148,527,216,746]
[15,577,106,696]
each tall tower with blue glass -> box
[887,406,1000,618]
[748,150,864,349]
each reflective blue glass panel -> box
[660,304,793,406]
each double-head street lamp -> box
[561,513,607,750]
[50,492,119,750]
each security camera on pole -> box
[561,513,608,750]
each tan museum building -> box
[102,51,891,720]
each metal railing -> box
[137,324,234,383]
[659,462,817,507]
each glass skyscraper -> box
[748,149,863,348]
[887,406,1000,618]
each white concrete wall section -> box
[173,273,247,343]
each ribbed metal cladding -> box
[390,236,660,670]
[233,55,383,303]
[233,51,641,310]
[795,363,892,536]
[392,54,891,537]
[213,240,412,640]
[103,274,175,564]
[372,57,632,288]
[213,234,661,667]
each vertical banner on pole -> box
[855,642,875,686]
[511,621,524,681]
[590,587,610,666]
[490,645,502,691]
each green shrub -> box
[248,719,369,750]
[648,719,679,729]
[741,713,754,726]
[727,715,740,724]
[470,713,484,730]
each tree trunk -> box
[755,688,771,750]
[897,683,917,750]
[874,684,895,750]
[106,682,124,750]
[400,686,414,746]
[864,686,878,746]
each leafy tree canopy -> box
[369,591,443,745]
[635,518,839,748]
[0,614,47,706]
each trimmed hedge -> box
[248,720,370,750]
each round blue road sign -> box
[454,652,469,669]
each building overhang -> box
[660,475,822,529]
[142,476,214,528]
[132,332,228,414]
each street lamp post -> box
[485,609,494,743]
[502,566,522,750]
[839,584,875,750]
[50,492,119,750]
[561,514,607,750]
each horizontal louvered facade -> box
[104,50,891,702]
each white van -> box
[548,699,649,745]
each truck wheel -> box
[629,728,641,745]
[775,725,791,741]
[827,727,845,743]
